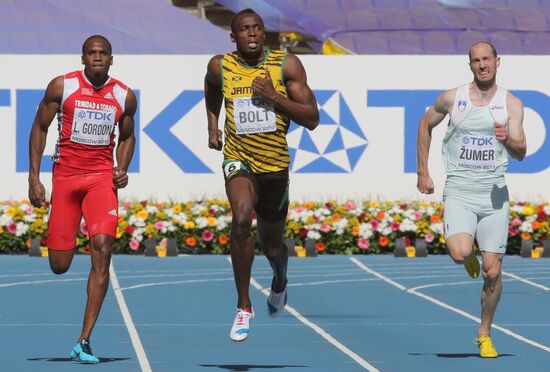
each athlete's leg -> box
[479,251,503,336]
[226,176,257,309]
[79,233,113,341]
[47,170,83,274]
[445,233,475,264]
[257,217,287,293]
[78,171,117,342]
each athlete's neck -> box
[471,80,497,105]
[83,70,109,89]
[237,49,266,66]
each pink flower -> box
[7,222,16,234]
[369,219,379,231]
[511,218,522,226]
[414,211,423,221]
[202,230,214,242]
[154,221,165,230]
[320,223,331,233]
[357,237,370,250]
[26,206,34,214]
[344,200,356,211]
[129,239,140,251]
[508,226,518,236]
[390,221,400,231]
[425,233,434,243]
[80,223,88,235]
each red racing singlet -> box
[52,70,128,171]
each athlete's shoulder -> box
[63,70,81,79]
[505,89,523,110]
[108,76,129,91]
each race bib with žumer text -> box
[233,97,276,135]
[71,108,115,146]
[456,134,497,171]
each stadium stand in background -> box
[6,0,550,55]
[0,0,233,53]
[177,0,550,55]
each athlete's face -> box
[469,43,499,88]
[81,39,112,81]
[230,14,265,58]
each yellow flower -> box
[369,200,379,209]
[172,204,182,214]
[522,206,534,215]
[439,235,446,244]
[136,210,149,220]
[207,217,217,227]
[184,221,196,230]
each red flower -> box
[299,228,308,238]
[126,226,135,235]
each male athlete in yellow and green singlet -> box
[205,8,319,342]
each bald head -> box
[82,35,112,55]
[468,41,497,62]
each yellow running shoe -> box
[475,335,498,358]
[464,250,480,279]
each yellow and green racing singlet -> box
[221,49,290,174]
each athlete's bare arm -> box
[28,76,63,207]
[114,88,137,189]
[496,92,526,161]
[416,89,455,194]
[251,54,319,130]
[205,55,224,151]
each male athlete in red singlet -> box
[28,35,137,364]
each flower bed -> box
[1,199,547,254]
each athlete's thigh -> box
[48,171,83,250]
[443,197,477,240]
[81,171,118,238]
[476,200,509,254]
[255,169,289,223]
[223,160,258,215]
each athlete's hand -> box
[417,174,434,194]
[113,167,128,189]
[28,181,46,207]
[251,67,277,102]
[494,122,507,143]
[208,129,223,151]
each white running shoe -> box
[230,308,254,342]
[267,285,287,318]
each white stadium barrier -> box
[1,55,549,201]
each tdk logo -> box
[469,137,493,146]
[287,90,368,173]
[82,110,112,121]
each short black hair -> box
[469,41,497,61]
[230,8,263,34]
[82,35,112,55]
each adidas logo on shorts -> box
[108,209,117,216]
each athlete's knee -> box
[263,242,285,260]
[232,214,253,237]
[482,265,501,287]
[50,262,70,275]
[448,249,466,264]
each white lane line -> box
[120,277,234,291]
[110,260,152,372]
[0,278,87,287]
[350,257,550,353]
[226,257,379,371]
[502,271,550,291]
[250,277,380,372]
